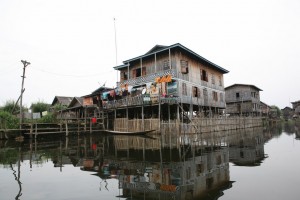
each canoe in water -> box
[102,130,155,135]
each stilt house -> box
[104,43,229,131]
[225,84,262,116]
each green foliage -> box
[37,113,57,123]
[52,104,67,112]
[271,105,282,118]
[31,101,50,113]
[0,100,19,114]
[0,111,19,129]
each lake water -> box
[1,122,300,200]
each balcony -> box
[117,69,177,87]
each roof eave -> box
[113,43,229,74]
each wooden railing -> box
[117,69,176,87]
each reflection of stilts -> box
[100,179,109,191]
[10,147,22,200]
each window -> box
[192,86,200,97]
[236,92,240,98]
[220,93,224,102]
[182,82,187,95]
[136,68,141,77]
[180,60,188,74]
[121,71,128,80]
[213,91,218,101]
[142,66,146,76]
[163,60,170,70]
[251,92,256,98]
[211,74,215,84]
[201,69,208,82]
[132,68,143,78]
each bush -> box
[0,100,19,114]
[0,111,19,129]
[37,113,57,123]
[31,101,50,114]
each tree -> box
[30,101,50,114]
[0,100,20,114]
[0,111,19,129]
[271,105,282,118]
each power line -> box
[30,66,114,78]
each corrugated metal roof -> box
[225,84,263,91]
[113,43,229,74]
[51,96,73,106]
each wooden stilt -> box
[84,106,87,132]
[65,121,69,137]
[142,100,144,131]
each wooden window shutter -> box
[182,82,187,96]
[192,86,197,97]
[180,60,188,74]
[132,69,136,78]
[120,71,124,80]
[198,87,201,97]
[142,67,146,76]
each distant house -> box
[291,100,300,117]
[260,101,271,117]
[66,97,84,118]
[51,96,73,109]
[81,86,113,118]
[225,84,262,116]
[281,106,294,120]
[291,100,300,109]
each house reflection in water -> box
[228,128,268,166]
[78,134,233,200]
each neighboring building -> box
[291,100,300,117]
[105,43,229,124]
[51,96,73,109]
[260,101,271,117]
[225,84,262,116]
[291,100,300,109]
[65,97,84,118]
[229,132,266,166]
[281,106,294,120]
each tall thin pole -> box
[20,60,30,130]
[114,18,118,83]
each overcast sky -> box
[0,0,299,109]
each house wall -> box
[225,85,261,114]
[118,48,226,108]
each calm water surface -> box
[1,123,300,200]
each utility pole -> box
[20,60,30,130]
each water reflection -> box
[0,123,294,200]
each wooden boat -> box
[102,129,155,135]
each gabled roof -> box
[145,45,167,54]
[68,97,84,108]
[281,106,293,111]
[225,84,263,91]
[51,96,73,106]
[114,43,229,74]
[92,86,113,95]
[82,86,114,98]
[260,101,271,108]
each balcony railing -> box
[117,69,176,87]
[103,94,225,109]
[103,95,181,109]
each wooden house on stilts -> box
[104,43,230,134]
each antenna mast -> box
[114,18,118,84]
